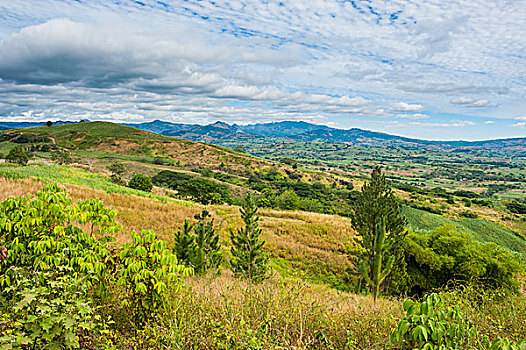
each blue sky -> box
[0,0,525,140]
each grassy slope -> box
[1,122,275,175]
[0,174,352,288]
[1,176,525,349]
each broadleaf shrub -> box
[390,293,474,349]
[117,230,192,327]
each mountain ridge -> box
[2,119,526,150]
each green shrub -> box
[5,145,28,166]
[0,185,120,348]
[391,293,474,349]
[117,230,191,327]
[1,268,101,349]
[128,173,153,192]
[403,225,523,295]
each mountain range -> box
[124,120,526,151]
[2,119,526,151]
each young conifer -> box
[193,210,222,274]
[230,194,269,283]
[172,220,196,267]
[350,166,407,299]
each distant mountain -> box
[126,120,526,151]
[237,121,331,137]
[2,119,526,151]
[0,122,45,130]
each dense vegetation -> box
[0,122,525,349]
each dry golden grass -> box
[158,270,403,349]
[0,177,353,280]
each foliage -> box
[0,184,119,290]
[403,225,523,295]
[390,293,474,349]
[357,219,394,304]
[0,185,119,348]
[5,145,28,166]
[46,121,53,127]
[230,194,270,283]
[349,166,408,295]
[117,230,191,327]
[50,149,73,165]
[152,170,232,204]
[0,268,100,349]
[128,173,153,192]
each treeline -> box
[151,168,357,215]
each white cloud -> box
[396,113,429,119]
[484,120,495,124]
[0,0,525,139]
[450,97,490,107]
[511,122,526,127]
[390,102,424,112]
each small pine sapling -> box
[172,220,197,267]
[192,210,222,274]
[230,194,269,283]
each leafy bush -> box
[1,268,101,349]
[117,230,191,327]
[390,293,474,349]
[128,173,153,192]
[403,225,523,295]
[5,145,29,165]
[0,185,120,348]
[0,184,119,290]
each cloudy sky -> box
[0,0,525,140]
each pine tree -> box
[350,166,407,299]
[358,219,394,304]
[230,194,269,283]
[172,220,196,267]
[193,210,222,274]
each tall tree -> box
[230,194,269,283]
[350,166,407,300]
[5,145,29,166]
[358,219,394,304]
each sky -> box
[0,0,525,140]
